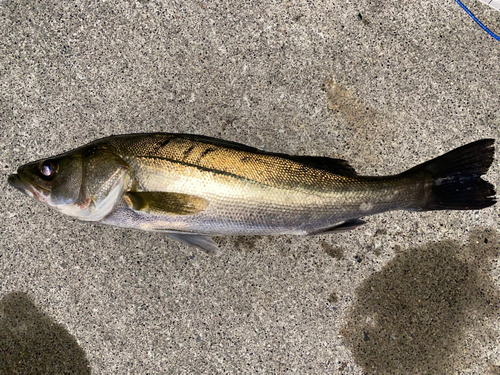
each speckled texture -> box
[1,0,499,373]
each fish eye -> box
[39,160,58,180]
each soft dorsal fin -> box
[284,155,358,176]
[125,192,208,215]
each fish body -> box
[8,134,496,254]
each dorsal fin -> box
[283,155,358,176]
[181,134,358,176]
[181,134,262,153]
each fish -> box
[8,134,496,255]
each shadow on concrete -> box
[341,229,500,374]
[0,292,90,374]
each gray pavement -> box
[1,0,500,373]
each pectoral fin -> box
[125,192,208,215]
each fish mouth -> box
[8,174,29,196]
[8,173,47,199]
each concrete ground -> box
[1,0,500,373]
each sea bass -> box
[8,134,496,254]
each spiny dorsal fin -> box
[125,192,208,215]
[181,135,358,176]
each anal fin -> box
[307,218,367,235]
[164,232,221,256]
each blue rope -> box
[454,0,500,41]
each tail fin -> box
[404,139,496,211]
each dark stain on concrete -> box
[489,364,500,374]
[321,241,344,260]
[0,292,91,374]
[233,236,259,251]
[327,291,339,304]
[341,229,500,374]
[375,228,387,236]
[323,79,382,129]
[323,79,392,167]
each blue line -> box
[454,0,500,41]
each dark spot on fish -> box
[198,147,216,162]
[182,145,196,160]
[153,138,172,153]
[159,138,171,148]
[327,291,338,303]
[341,229,500,373]
[321,242,344,260]
[241,156,253,163]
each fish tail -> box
[406,139,496,211]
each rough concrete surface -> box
[1,0,500,373]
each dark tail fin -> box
[404,139,496,211]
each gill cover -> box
[75,148,130,221]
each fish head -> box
[9,154,84,208]
[9,147,130,221]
